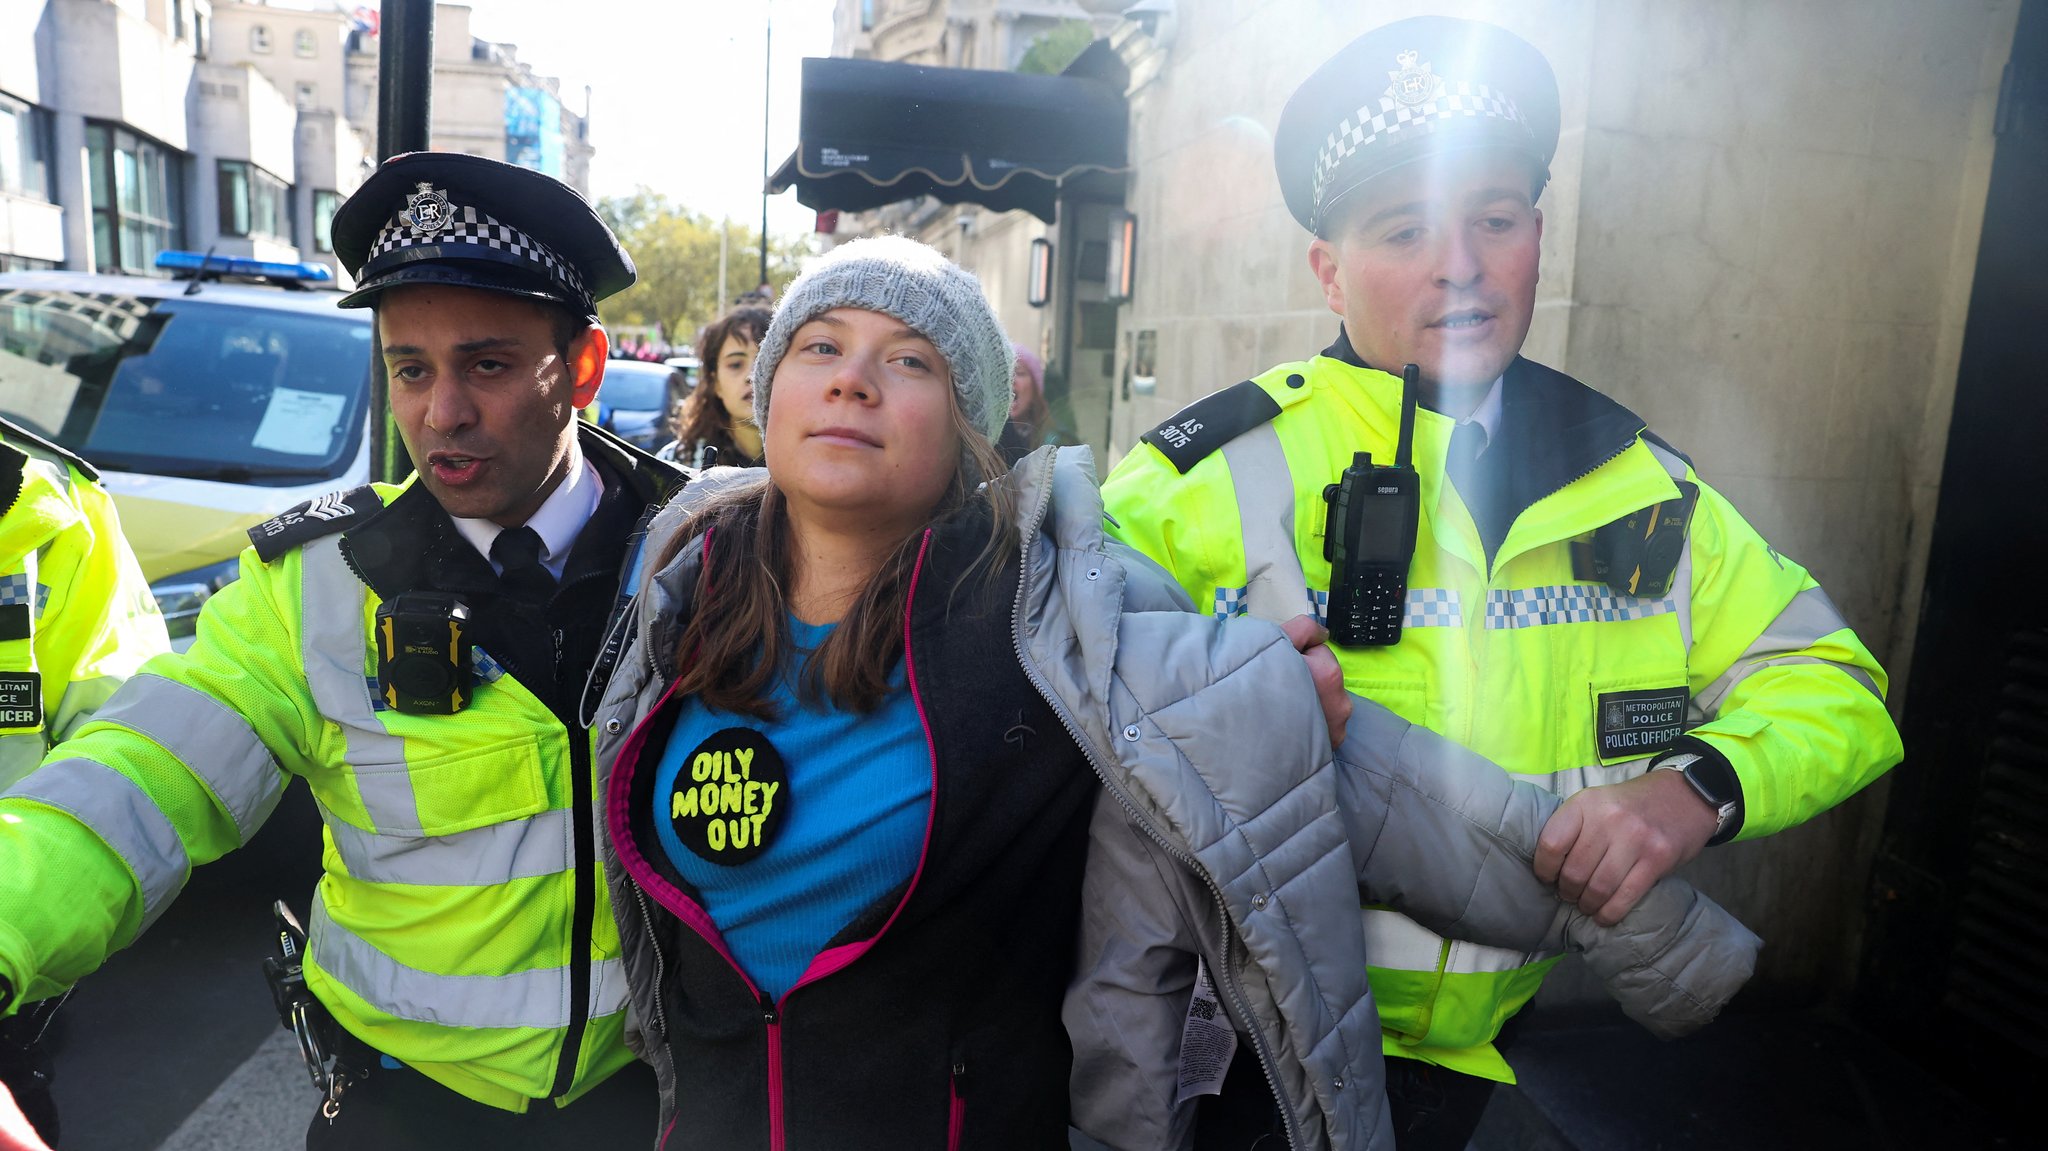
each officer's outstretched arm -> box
[0,549,308,1009]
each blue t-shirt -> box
[650,618,930,1001]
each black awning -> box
[766,56,1128,224]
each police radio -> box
[374,592,473,715]
[1321,364,1421,647]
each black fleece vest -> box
[620,512,1096,1150]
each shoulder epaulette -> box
[247,484,383,563]
[1640,428,1694,470]
[1139,379,1285,475]
[0,416,100,482]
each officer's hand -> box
[1279,615,1350,749]
[0,1081,49,1151]
[1533,770,1717,926]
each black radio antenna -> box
[1395,363,1419,469]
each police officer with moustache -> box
[1101,17,1903,1149]
[0,153,682,1148]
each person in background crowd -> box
[664,306,772,469]
[591,236,1758,1150]
[0,416,168,1146]
[996,342,1053,463]
[1100,17,1902,1148]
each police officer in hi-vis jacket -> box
[0,153,682,1149]
[1101,17,1902,1148]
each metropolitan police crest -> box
[1386,49,1445,107]
[1604,702,1628,729]
[398,182,455,237]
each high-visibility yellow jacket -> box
[1101,341,1902,1082]
[0,428,679,1111]
[0,424,167,789]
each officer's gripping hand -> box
[1279,615,1350,750]
[0,1081,49,1151]
[1534,770,1718,927]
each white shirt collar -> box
[450,450,604,580]
[1456,375,1507,457]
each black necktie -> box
[1446,420,1510,563]
[491,526,556,603]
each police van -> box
[0,252,373,645]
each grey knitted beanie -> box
[751,236,1015,444]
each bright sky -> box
[457,0,837,235]
[327,0,836,235]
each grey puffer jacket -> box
[592,446,1759,1150]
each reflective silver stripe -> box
[91,675,283,846]
[300,539,422,834]
[8,757,188,931]
[1362,908,1545,976]
[1519,759,1651,802]
[309,893,626,1029]
[322,803,573,887]
[1220,424,1310,624]
[1696,586,1881,715]
[1640,440,1696,650]
[0,734,47,792]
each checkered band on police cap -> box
[1275,17,1561,235]
[360,198,591,309]
[1310,77,1530,229]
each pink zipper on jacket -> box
[606,529,942,1151]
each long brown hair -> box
[658,396,1019,720]
[672,306,773,462]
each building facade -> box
[0,0,591,281]
[827,0,1123,388]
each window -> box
[217,160,292,243]
[0,94,55,203]
[86,122,186,275]
[0,290,372,484]
[860,0,877,30]
[312,189,341,253]
[294,28,317,57]
[170,0,184,39]
[295,82,317,108]
[250,25,271,53]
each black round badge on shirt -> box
[667,727,789,866]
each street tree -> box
[596,189,806,350]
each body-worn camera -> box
[1322,364,1422,647]
[374,592,473,715]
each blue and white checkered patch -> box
[1484,585,1676,630]
[1214,586,1250,620]
[0,575,33,608]
[365,646,506,711]
[471,647,508,684]
[1404,588,1462,629]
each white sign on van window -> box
[252,387,345,456]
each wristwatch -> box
[1652,751,1740,843]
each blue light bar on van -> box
[155,250,334,282]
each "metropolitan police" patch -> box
[1595,686,1688,760]
[0,672,40,730]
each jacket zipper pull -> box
[759,992,778,1026]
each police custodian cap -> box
[1274,16,1561,235]
[329,152,634,317]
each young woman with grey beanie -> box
[590,236,1760,1149]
